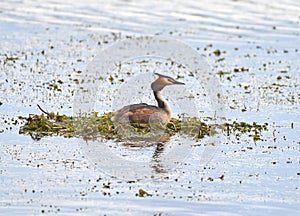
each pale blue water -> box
[0,0,299,215]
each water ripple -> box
[1,0,300,45]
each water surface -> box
[0,0,299,215]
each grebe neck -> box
[154,91,171,115]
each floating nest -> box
[19,105,268,141]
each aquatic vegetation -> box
[19,111,75,140]
[213,49,221,57]
[136,189,152,197]
[19,106,268,141]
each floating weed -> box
[4,54,19,62]
[19,106,268,141]
[233,67,249,72]
[213,49,221,57]
[46,80,63,91]
[19,112,75,140]
[136,189,152,197]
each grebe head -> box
[151,73,185,92]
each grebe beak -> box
[172,80,185,85]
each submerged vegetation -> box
[19,105,268,142]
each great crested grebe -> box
[111,73,185,124]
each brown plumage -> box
[111,73,185,124]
